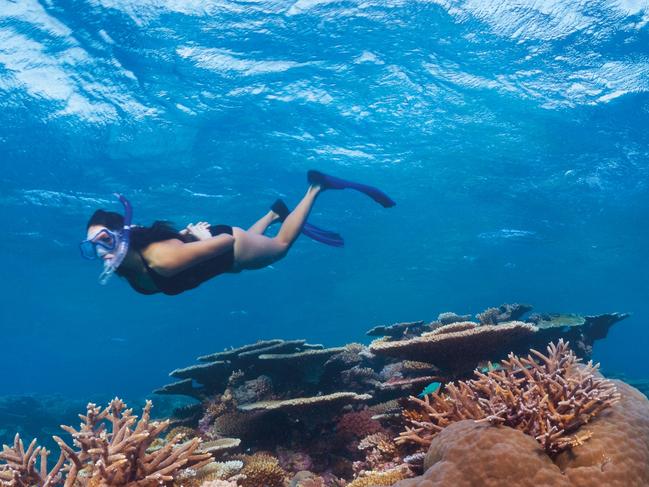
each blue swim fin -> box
[271,199,344,247]
[307,169,396,208]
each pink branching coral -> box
[1,398,212,487]
[0,435,65,487]
[54,398,212,486]
[397,340,620,454]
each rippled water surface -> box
[1,0,649,398]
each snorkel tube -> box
[98,193,133,285]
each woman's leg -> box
[232,185,321,270]
[276,185,320,245]
[247,210,279,235]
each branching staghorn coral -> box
[53,398,213,486]
[1,398,212,487]
[397,340,620,454]
[0,435,65,487]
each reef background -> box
[1,0,649,408]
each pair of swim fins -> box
[272,170,396,248]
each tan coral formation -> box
[0,435,65,487]
[174,460,244,486]
[397,340,619,454]
[238,453,288,487]
[392,379,649,487]
[347,466,410,487]
[370,321,537,370]
[1,398,211,487]
[238,392,372,414]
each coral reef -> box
[5,303,634,487]
[397,340,619,454]
[144,303,631,487]
[0,399,211,487]
[370,306,628,375]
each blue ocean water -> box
[1,0,648,412]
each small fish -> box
[419,381,441,398]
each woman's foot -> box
[306,169,396,208]
[270,199,290,222]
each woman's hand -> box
[182,221,212,241]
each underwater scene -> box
[2,0,649,485]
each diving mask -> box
[79,228,120,260]
[81,194,133,285]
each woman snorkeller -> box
[80,170,395,296]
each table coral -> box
[370,321,537,372]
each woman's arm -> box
[143,234,235,276]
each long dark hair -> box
[86,210,183,276]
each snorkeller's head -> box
[81,194,133,284]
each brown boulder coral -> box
[555,379,649,486]
[394,421,572,487]
[392,378,649,487]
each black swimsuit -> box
[128,224,235,296]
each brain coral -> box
[391,380,649,487]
